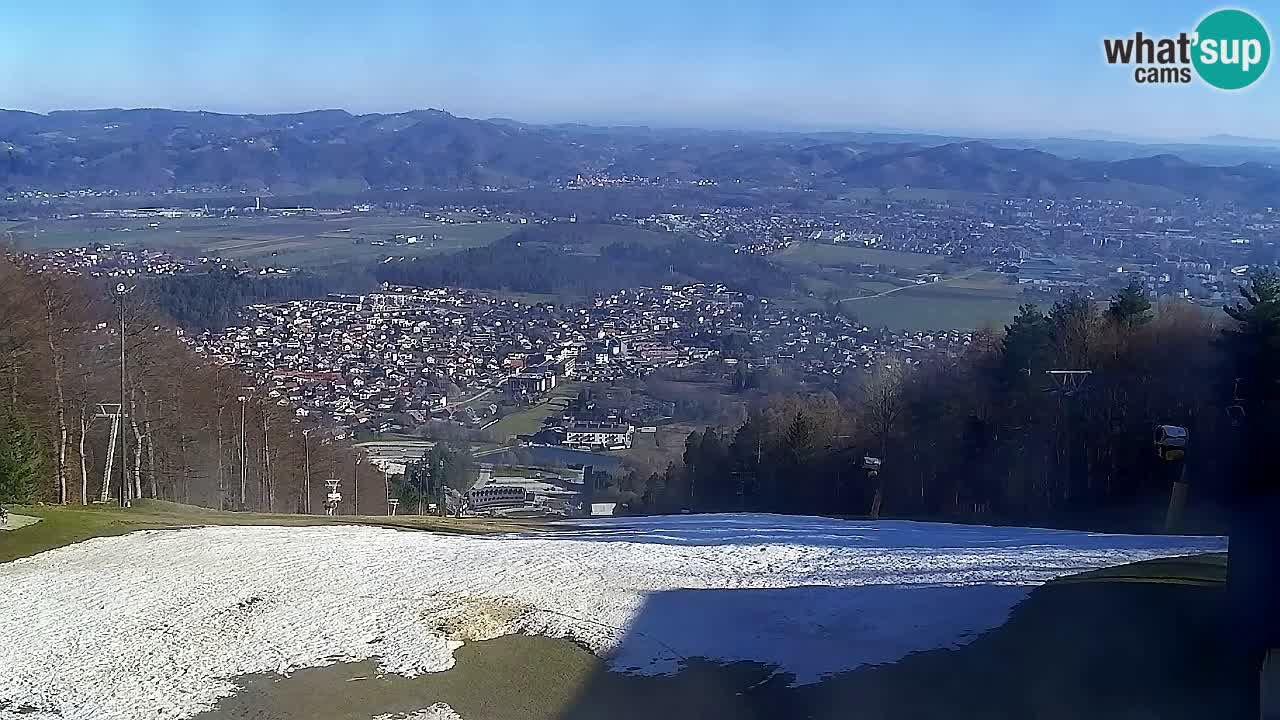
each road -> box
[472,445,516,459]
[444,387,496,410]
[840,270,981,303]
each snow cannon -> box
[1155,424,1189,533]
[1154,425,1188,463]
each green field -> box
[562,223,677,255]
[489,382,582,440]
[777,243,1025,330]
[1,499,535,563]
[480,290,567,306]
[6,215,519,267]
[840,186,995,203]
[621,422,701,470]
[777,242,949,271]
[844,284,1026,331]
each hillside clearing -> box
[6,216,519,267]
[776,242,948,271]
[0,513,1224,720]
[0,500,534,563]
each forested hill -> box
[6,107,1280,204]
[370,226,794,299]
[611,278,1280,534]
[142,270,355,330]
[139,226,798,330]
[0,253,385,512]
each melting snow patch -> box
[0,514,1225,720]
[375,702,465,720]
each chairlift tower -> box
[114,283,133,507]
[1045,369,1092,397]
[93,403,122,503]
[323,478,342,517]
[1046,370,1093,505]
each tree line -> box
[370,226,797,300]
[132,224,801,331]
[141,269,362,330]
[0,253,386,513]
[609,278,1278,533]
[389,442,474,515]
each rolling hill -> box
[3,108,1280,203]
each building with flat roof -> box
[505,371,557,397]
[563,421,633,449]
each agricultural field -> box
[559,223,677,255]
[842,275,1029,331]
[775,242,1028,331]
[776,241,950,271]
[840,186,994,203]
[4,215,519,267]
[489,381,582,441]
[621,422,702,470]
[479,290,567,306]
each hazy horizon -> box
[1,0,1274,141]
[4,103,1278,147]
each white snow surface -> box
[0,514,1224,720]
[374,702,464,720]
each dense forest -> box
[370,226,796,299]
[7,109,1280,205]
[0,254,386,513]
[609,279,1280,533]
[141,269,366,330]
[139,225,799,330]
[8,240,1280,535]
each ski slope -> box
[0,514,1225,720]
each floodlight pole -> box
[1046,370,1092,508]
[115,284,132,508]
[302,428,313,514]
[237,394,249,509]
[351,453,361,516]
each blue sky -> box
[0,1,1274,139]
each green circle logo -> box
[1193,9,1270,90]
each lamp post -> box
[351,453,362,516]
[236,390,252,510]
[384,465,391,516]
[302,428,313,514]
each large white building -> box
[467,486,529,513]
[563,421,633,450]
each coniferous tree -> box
[0,410,43,504]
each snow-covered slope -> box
[0,514,1225,720]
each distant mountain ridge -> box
[2,107,1280,203]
